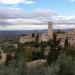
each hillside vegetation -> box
[0,33,75,75]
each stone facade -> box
[57,29,75,47]
[39,33,48,42]
[20,21,75,47]
[47,22,75,47]
[20,33,49,43]
[0,50,6,64]
[48,22,53,39]
[20,22,53,43]
[20,34,36,43]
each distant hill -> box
[0,29,71,41]
[0,30,48,41]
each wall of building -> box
[48,22,53,39]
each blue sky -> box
[1,0,75,15]
[0,0,75,30]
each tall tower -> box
[48,22,53,39]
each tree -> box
[40,41,47,59]
[32,32,35,37]
[5,54,12,66]
[57,29,65,34]
[64,36,69,47]
[36,33,39,42]
[47,33,62,65]
[32,51,42,60]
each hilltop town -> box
[1,0,75,74]
[20,22,75,47]
[0,22,75,75]
[0,21,75,63]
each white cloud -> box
[0,25,47,30]
[0,8,75,30]
[0,0,36,4]
[8,5,21,10]
[67,0,75,2]
[0,0,24,4]
[24,1,36,4]
[6,18,43,25]
[70,0,75,2]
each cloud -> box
[24,1,36,4]
[67,0,75,2]
[0,8,57,30]
[0,0,24,4]
[3,25,47,30]
[0,8,75,30]
[0,21,14,26]
[0,8,57,21]
[0,7,25,19]
[0,0,36,4]
[70,0,75,2]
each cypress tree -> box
[64,36,69,47]
[47,33,62,65]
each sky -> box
[0,0,75,30]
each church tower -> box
[48,22,53,39]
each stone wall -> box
[48,22,53,39]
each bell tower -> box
[48,22,53,39]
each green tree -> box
[5,54,12,66]
[40,41,47,59]
[47,33,62,65]
[64,36,69,47]
[36,33,39,42]
[32,32,35,37]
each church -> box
[20,22,53,43]
[20,21,75,47]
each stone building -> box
[20,22,53,43]
[57,29,75,47]
[20,33,49,43]
[39,22,53,42]
[20,21,75,48]
[39,33,49,42]
[0,50,6,64]
[20,21,75,47]
[47,21,75,47]
[48,22,53,39]
[20,34,36,43]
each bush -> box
[32,51,42,60]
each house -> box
[20,34,36,43]
[0,50,6,64]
